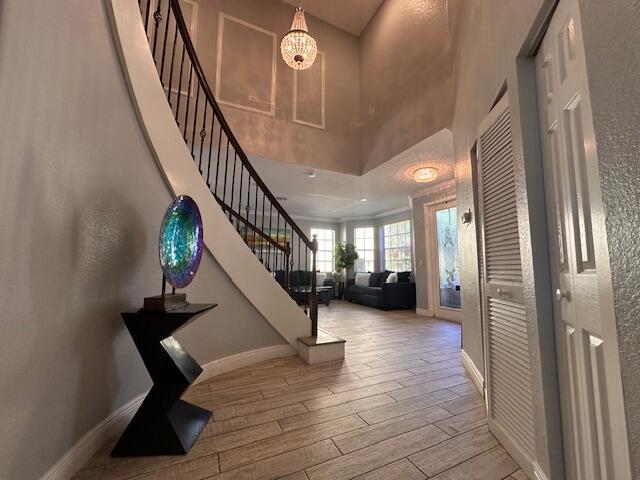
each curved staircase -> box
[108,0,344,361]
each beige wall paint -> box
[194,0,361,175]
[0,1,286,478]
[359,0,456,173]
[448,0,548,392]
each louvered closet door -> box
[535,0,632,477]
[477,95,536,469]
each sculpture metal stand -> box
[111,303,216,457]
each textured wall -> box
[195,0,361,175]
[0,1,285,478]
[359,0,456,173]
[448,0,547,389]
[578,0,640,475]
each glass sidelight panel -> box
[436,207,461,309]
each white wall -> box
[0,1,286,478]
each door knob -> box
[555,289,570,301]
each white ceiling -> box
[250,129,455,221]
[281,0,385,36]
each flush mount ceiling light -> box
[413,167,438,183]
[306,170,317,178]
[360,198,368,202]
[281,2,317,71]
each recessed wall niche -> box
[293,51,325,129]
[215,13,277,116]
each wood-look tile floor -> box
[75,301,526,480]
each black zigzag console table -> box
[111,303,216,457]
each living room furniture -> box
[292,285,334,306]
[346,272,416,310]
[111,303,215,457]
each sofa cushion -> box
[363,286,382,296]
[349,284,365,295]
[369,272,384,287]
[398,271,411,283]
[355,273,371,286]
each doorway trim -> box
[422,195,459,321]
[425,196,462,324]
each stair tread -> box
[298,329,346,347]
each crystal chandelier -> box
[281,2,317,71]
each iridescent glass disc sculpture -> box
[159,195,203,289]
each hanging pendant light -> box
[281,2,317,71]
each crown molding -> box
[338,205,413,223]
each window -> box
[354,227,375,272]
[384,220,412,272]
[310,228,335,273]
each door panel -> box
[535,0,631,477]
[478,95,535,472]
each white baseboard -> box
[40,344,296,480]
[461,349,485,395]
[195,344,296,384]
[533,463,550,480]
[416,308,431,317]
[40,392,146,480]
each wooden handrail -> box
[168,0,312,248]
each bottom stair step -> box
[298,329,346,365]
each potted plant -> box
[335,242,359,281]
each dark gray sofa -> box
[347,271,416,310]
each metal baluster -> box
[305,245,309,314]
[213,127,223,196]
[190,83,201,158]
[267,202,273,270]
[285,241,291,292]
[144,0,152,33]
[310,236,318,335]
[244,204,250,244]
[237,163,244,231]
[206,109,215,187]
[183,65,193,141]
[151,0,162,59]
[166,9,179,105]
[198,102,207,174]
[230,152,238,224]
[253,180,258,254]
[174,43,186,125]
[159,0,172,81]
[222,138,230,213]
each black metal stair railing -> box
[137,0,319,334]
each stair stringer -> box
[106,0,310,348]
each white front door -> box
[428,201,462,322]
[535,0,631,478]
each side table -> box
[111,303,216,457]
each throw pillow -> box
[381,270,392,283]
[369,272,384,287]
[355,273,371,287]
[398,271,411,283]
[316,272,327,286]
[386,272,398,283]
